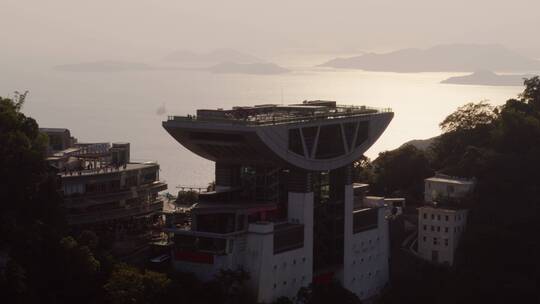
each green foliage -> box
[273,296,295,304]
[201,269,252,304]
[176,190,199,204]
[0,95,65,239]
[104,264,171,304]
[365,145,433,202]
[379,77,540,303]
[438,101,496,133]
[296,281,362,304]
[520,76,540,110]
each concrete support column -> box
[287,169,314,292]
[344,164,354,289]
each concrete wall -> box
[343,185,390,300]
[171,237,239,281]
[244,191,314,303]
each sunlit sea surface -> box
[1,57,524,191]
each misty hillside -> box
[400,137,437,151]
[320,44,540,72]
[207,62,289,75]
[164,49,262,64]
[441,70,533,86]
[54,61,152,72]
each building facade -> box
[418,175,474,266]
[162,101,394,302]
[41,129,167,258]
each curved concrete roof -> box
[163,107,393,171]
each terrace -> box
[167,100,392,126]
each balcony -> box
[353,208,379,234]
[65,181,167,206]
[68,200,163,225]
[273,223,305,254]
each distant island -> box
[441,70,534,86]
[164,48,262,64]
[54,61,152,72]
[320,44,540,72]
[207,62,289,75]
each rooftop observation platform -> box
[166,100,392,126]
[163,100,393,171]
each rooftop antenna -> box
[280,87,284,105]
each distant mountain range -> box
[207,62,289,75]
[400,137,437,151]
[164,48,262,64]
[54,61,152,72]
[54,59,289,76]
[441,70,534,86]
[320,44,540,73]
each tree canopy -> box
[438,101,496,133]
[375,76,540,303]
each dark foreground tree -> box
[104,264,171,304]
[369,145,433,202]
[0,95,109,303]
[380,77,540,303]
[296,281,362,304]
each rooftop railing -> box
[167,105,392,126]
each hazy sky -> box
[2,0,540,63]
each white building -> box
[163,101,394,302]
[418,175,474,266]
[424,175,475,203]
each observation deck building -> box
[162,101,393,302]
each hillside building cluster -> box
[41,128,167,259]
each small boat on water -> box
[156,104,167,115]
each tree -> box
[296,281,362,304]
[384,77,540,303]
[0,94,69,303]
[176,190,199,204]
[104,264,171,304]
[0,94,66,242]
[201,269,251,304]
[520,76,540,111]
[439,101,496,133]
[370,145,433,202]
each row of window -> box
[273,275,307,289]
[351,253,382,265]
[273,257,307,271]
[352,236,381,249]
[423,213,463,222]
[422,236,450,247]
[423,225,463,233]
[358,286,382,299]
[350,269,381,283]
